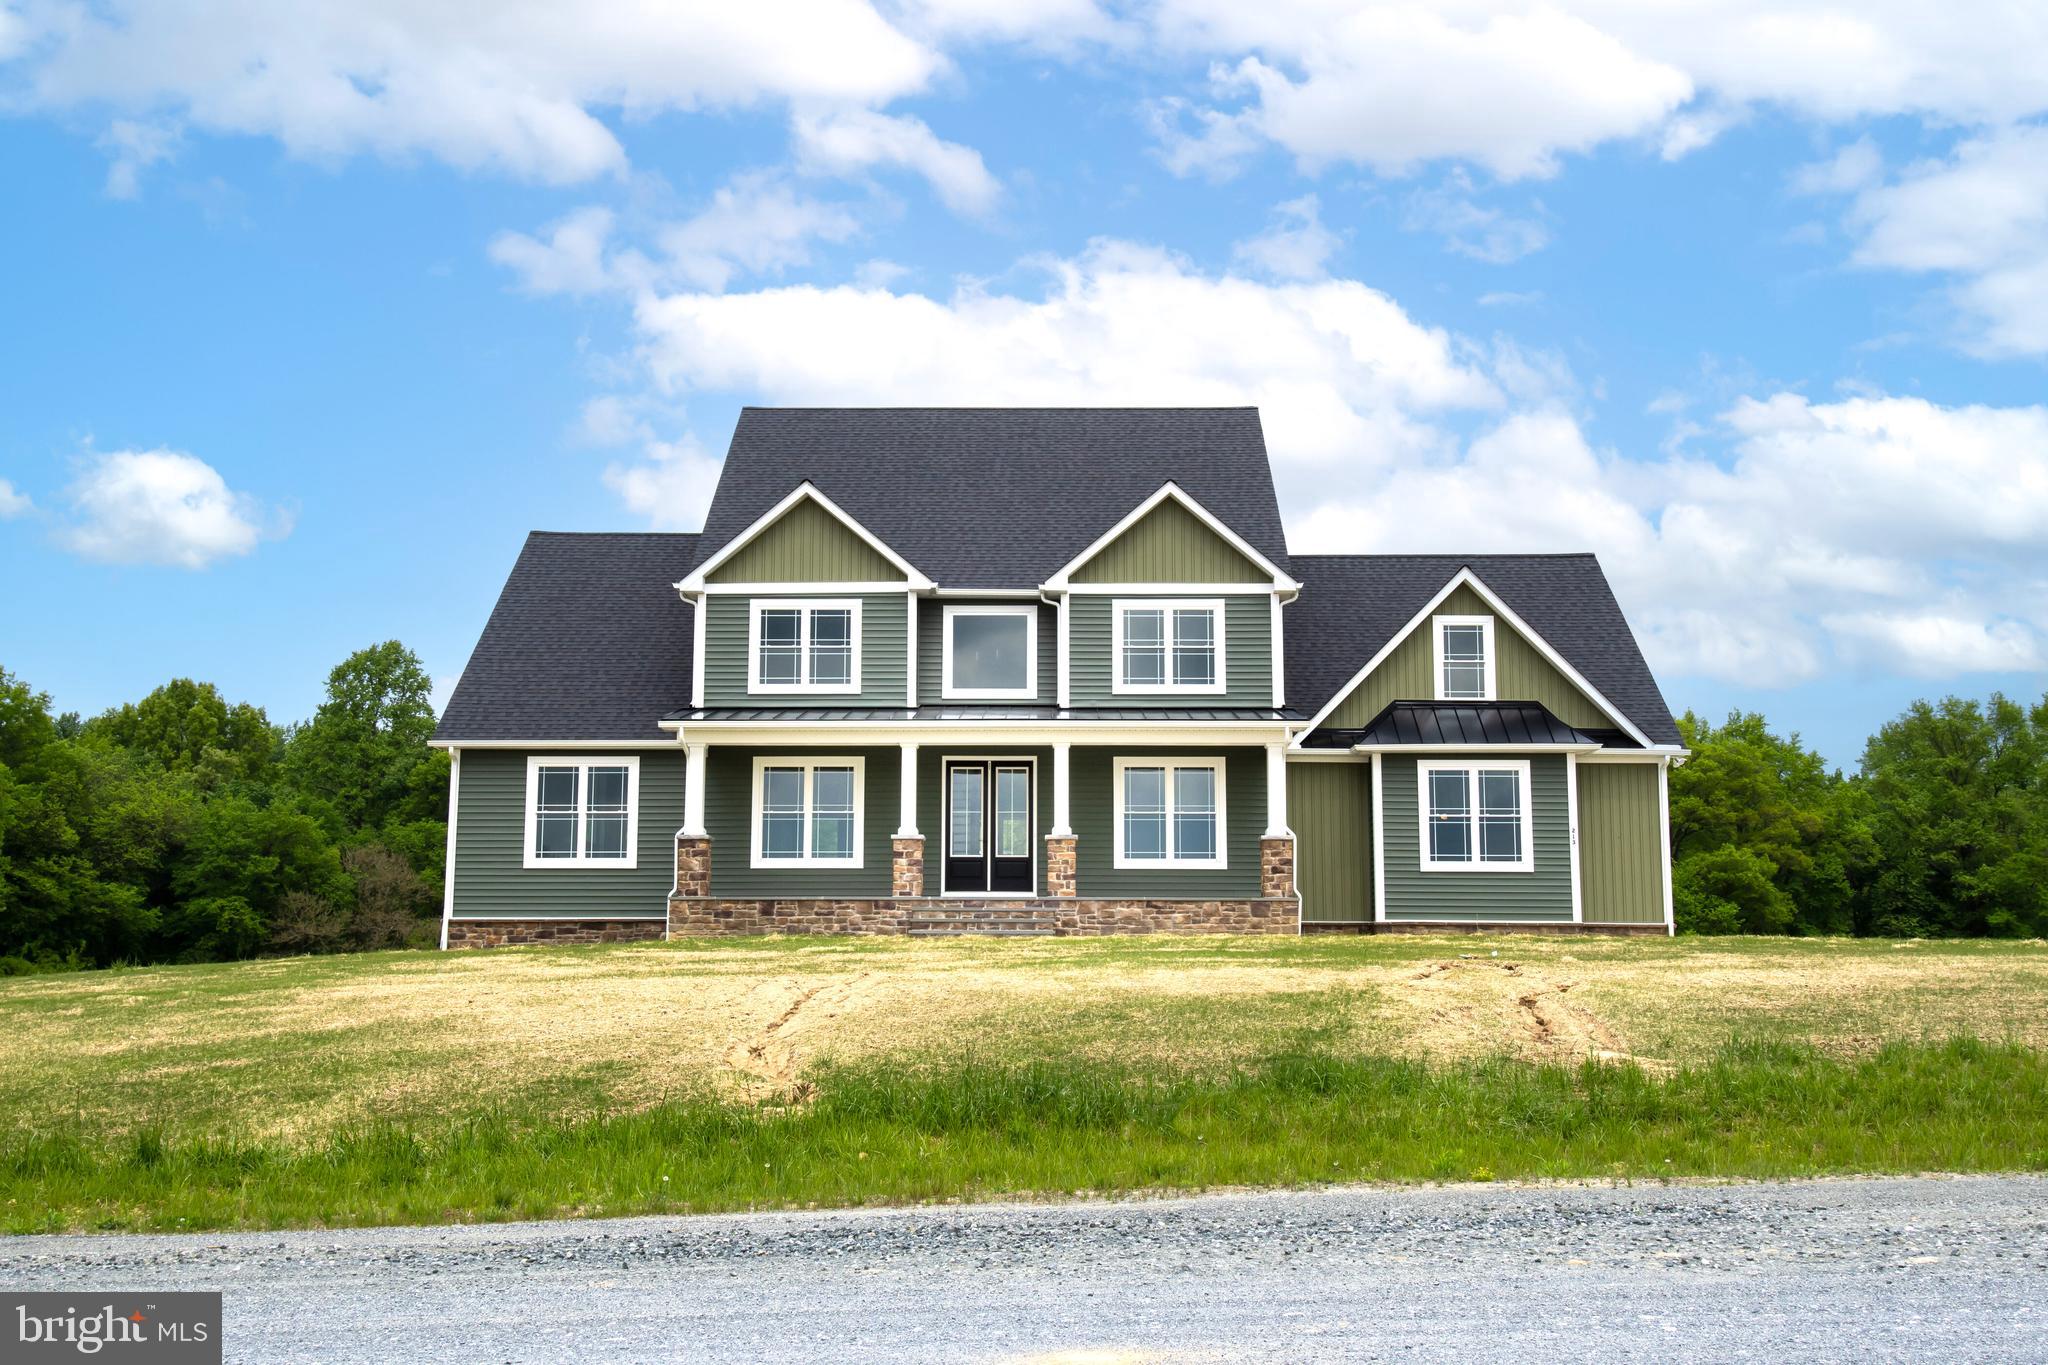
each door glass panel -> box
[994,767,1030,858]
[950,767,984,857]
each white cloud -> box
[792,108,1001,216]
[1231,195,1340,280]
[603,434,724,532]
[1402,174,1551,263]
[95,119,180,198]
[489,206,622,297]
[0,478,31,518]
[1791,137,1882,196]
[1822,611,2045,677]
[62,449,286,569]
[8,0,940,184]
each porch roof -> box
[1299,700,1625,750]
[665,705,1305,724]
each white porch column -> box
[897,742,920,838]
[682,743,708,838]
[1050,741,1074,837]
[1264,741,1289,838]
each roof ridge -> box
[526,529,702,539]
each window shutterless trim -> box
[1111,755,1228,870]
[1416,757,1533,873]
[748,755,867,869]
[746,598,864,695]
[522,755,641,869]
[1432,614,1497,701]
[940,603,1040,700]
[1109,598,1227,696]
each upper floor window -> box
[942,604,1037,700]
[1433,615,1495,701]
[1419,759,1531,873]
[749,598,862,694]
[1112,598,1225,695]
[751,757,865,867]
[1113,757,1226,869]
[523,756,639,869]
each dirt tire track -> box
[722,972,878,1096]
[1404,959,1657,1066]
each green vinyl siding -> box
[1290,761,1373,923]
[1070,498,1269,584]
[1579,762,1666,925]
[916,746,1054,896]
[917,601,1057,705]
[705,497,906,583]
[1380,754,1572,922]
[704,746,897,898]
[1068,594,1272,708]
[703,592,909,707]
[451,748,682,920]
[1324,584,1611,730]
[1071,746,1263,898]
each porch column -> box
[675,743,712,901]
[1260,741,1295,901]
[1264,742,1289,838]
[682,743,708,838]
[1046,742,1077,898]
[893,742,925,897]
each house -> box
[431,407,1684,945]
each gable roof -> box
[1048,481,1299,590]
[434,532,701,744]
[1287,553,1681,747]
[684,481,930,590]
[697,408,1291,589]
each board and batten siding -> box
[1067,595,1272,707]
[702,592,909,707]
[705,497,907,583]
[1324,584,1611,730]
[1289,761,1373,923]
[1069,499,1269,584]
[451,748,683,920]
[1070,746,1264,898]
[1380,754,1572,922]
[915,745,1055,896]
[703,745,897,898]
[916,601,1057,705]
[1578,761,1666,925]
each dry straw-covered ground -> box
[2,934,2044,1144]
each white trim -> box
[1294,567,1657,749]
[431,738,673,750]
[522,755,642,870]
[676,721,1293,747]
[932,587,1042,599]
[1415,758,1534,875]
[1110,597,1227,696]
[1432,614,1497,702]
[1371,753,1386,923]
[698,581,911,594]
[1056,595,1071,707]
[683,743,708,838]
[1264,741,1289,839]
[1351,742,1600,755]
[690,591,708,709]
[938,754,1040,898]
[1065,582,1286,595]
[1111,755,1229,871]
[1041,482,1301,592]
[940,603,1040,700]
[1050,741,1073,838]
[1579,750,1683,763]
[440,748,460,949]
[1567,750,1583,923]
[748,755,868,869]
[897,742,920,839]
[1270,592,1286,709]
[906,594,919,708]
[1658,756,1675,936]
[678,482,933,592]
[746,597,864,695]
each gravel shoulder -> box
[5,1176,2044,1362]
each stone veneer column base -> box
[1044,836,1078,898]
[892,837,925,897]
[447,920,665,948]
[675,835,712,898]
[1259,836,1295,900]
[666,896,1298,938]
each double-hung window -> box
[1433,615,1495,701]
[1418,759,1532,873]
[751,757,865,868]
[523,756,640,868]
[942,604,1038,699]
[749,599,861,694]
[1112,599,1225,694]
[1113,757,1226,869]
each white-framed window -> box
[1433,615,1496,701]
[749,756,866,868]
[523,756,640,869]
[1111,599,1226,695]
[941,604,1038,700]
[1417,759,1532,873]
[748,598,863,694]
[1112,757,1227,869]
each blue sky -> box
[3,3,2047,767]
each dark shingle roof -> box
[698,408,1290,588]
[435,532,700,743]
[1286,554,1680,747]
[1301,700,1617,749]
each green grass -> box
[6,1037,2045,1234]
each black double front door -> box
[945,760,1034,894]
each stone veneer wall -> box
[667,896,1297,937]
[1044,836,1077,898]
[447,919,666,948]
[1259,836,1295,899]
[675,836,711,898]
[892,837,925,896]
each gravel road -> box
[4,1176,2043,1362]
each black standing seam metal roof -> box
[697,408,1291,589]
[669,706,1305,723]
[1307,701,1616,749]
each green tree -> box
[166,794,350,960]
[88,678,279,783]
[281,642,441,834]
